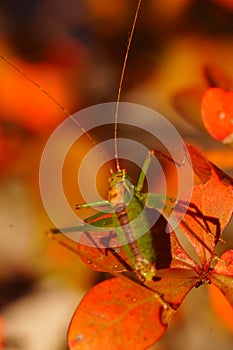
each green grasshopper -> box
[52,149,174,282]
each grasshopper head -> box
[108,170,134,208]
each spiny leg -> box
[135,149,186,193]
[151,149,186,168]
[76,200,109,210]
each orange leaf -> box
[177,145,233,266]
[77,230,130,273]
[212,250,233,276]
[186,144,212,183]
[68,277,169,350]
[146,267,198,307]
[76,212,132,273]
[208,250,233,308]
[201,87,233,143]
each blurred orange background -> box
[0,1,232,349]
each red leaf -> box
[207,249,233,331]
[68,277,169,350]
[186,144,212,183]
[201,87,233,143]
[187,144,233,188]
[69,228,200,349]
[168,231,199,271]
[146,267,198,307]
[177,145,233,266]
[76,212,132,273]
[77,231,130,273]
[211,250,233,276]
[208,250,233,305]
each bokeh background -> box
[0,0,233,349]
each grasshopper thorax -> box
[108,170,134,209]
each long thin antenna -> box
[0,55,96,147]
[114,0,143,172]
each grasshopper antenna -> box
[114,0,143,172]
[0,55,96,147]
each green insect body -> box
[107,170,156,282]
[51,151,167,282]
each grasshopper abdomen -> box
[108,170,156,282]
